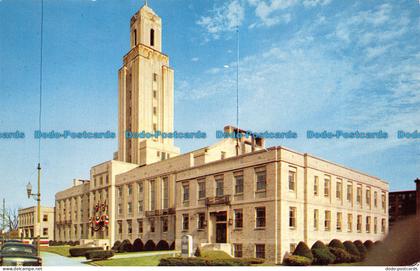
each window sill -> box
[289,226,296,230]
[197,228,205,231]
[254,227,266,230]
[233,228,243,231]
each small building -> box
[18,206,55,241]
[388,178,420,228]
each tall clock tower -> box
[117,4,180,166]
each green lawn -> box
[91,255,167,266]
[40,246,71,257]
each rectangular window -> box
[289,207,297,228]
[162,216,168,232]
[153,106,157,115]
[138,182,143,194]
[234,244,243,258]
[324,210,331,231]
[150,180,156,211]
[127,220,132,234]
[138,200,143,213]
[118,187,122,198]
[357,215,362,232]
[381,192,386,211]
[255,167,266,191]
[255,244,265,259]
[127,202,132,215]
[198,213,205,230]
[150,218,155,232]
[198,180,206,199]
[234,209,243,229]
[381,218,386,233]
[374,191,378,208]
[118,222,122,234]
[234,173,244,194]
[153,90,157,98]
[43,215,48,222]
[347,183,353,202]
[314,176,319,196]
[138,220,143,234]
[255,207,266,228]
[336,180,342,200]
[347,213,353,232]
[183,183,190,202]
[182,214,189,231]
[374,217,378,234]
[153,73,157,81]
[162,177,169,209]
[314,209,319,230]
[324,177,330,197]
[128,184,133,196]
[118,204,122,215]
[288,170,296,191]
[336,212,342,231]
[366,188,371,207]
[43,228,48,236]
[215,177,224,197]
[366,216,371,233]
[357,185,362,205]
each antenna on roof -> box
[235,7,240,156]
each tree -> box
[6,208,19,231]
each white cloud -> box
[197,0,244,39]
[248,0,297,26]
[303,0,332,8]
[191,57,199,62]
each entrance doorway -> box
[216,223,227,243]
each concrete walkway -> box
[41,252,87,266]
[112,250,179,259]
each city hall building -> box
[55,4,389,263]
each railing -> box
[206,195,231,206]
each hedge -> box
[283,255,312,266]
[329,239,345,250]
[364,240,374,251]
[112,241,121,251]
[343,241,361,261]
[85,250,114,261]
[328,247,352,264]
[311,241,328,250]
[157,240,170,251]
[353,240,367,260]
[293,242,313,260]
[69,247,103,257]
[133,239,144,252]
[311,248,335,265]
[159,257,254,266]
[119,240,134,253]
[144,240,156,251]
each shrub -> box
[329,239,345,250]
[157,240,169,251]
[119,240,134,253]
[67,241,74,246]
[373,240,383,247]
[293,241,313,260]
[56,241,63,246]
[329,247,352,263]
[170,241,175,250]
[158,257,253,266]
[144,240,156,251]
[133,239,144,252]
[283,255,312,266]
[69,246,103,257]
[74,241,80,246]
[311,240,328,250]
[112,241,121,251]
[353,240,367,260]
[343,241,361,261]
[364,240,374,251]
[241,258,265,265]
[311,248,335,265]
[194,247,201,257]
[48,240,56,246]
[85,250,114,261]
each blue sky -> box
[0,0,419,210]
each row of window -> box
[117,217,169,235]
[288,171,386,210]
[233,244,265,259]
[183,167,267,202]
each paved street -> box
[41,252,86,266]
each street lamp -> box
[26,163,41,256]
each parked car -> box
[0,243,42,266]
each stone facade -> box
[18,206,54,241]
